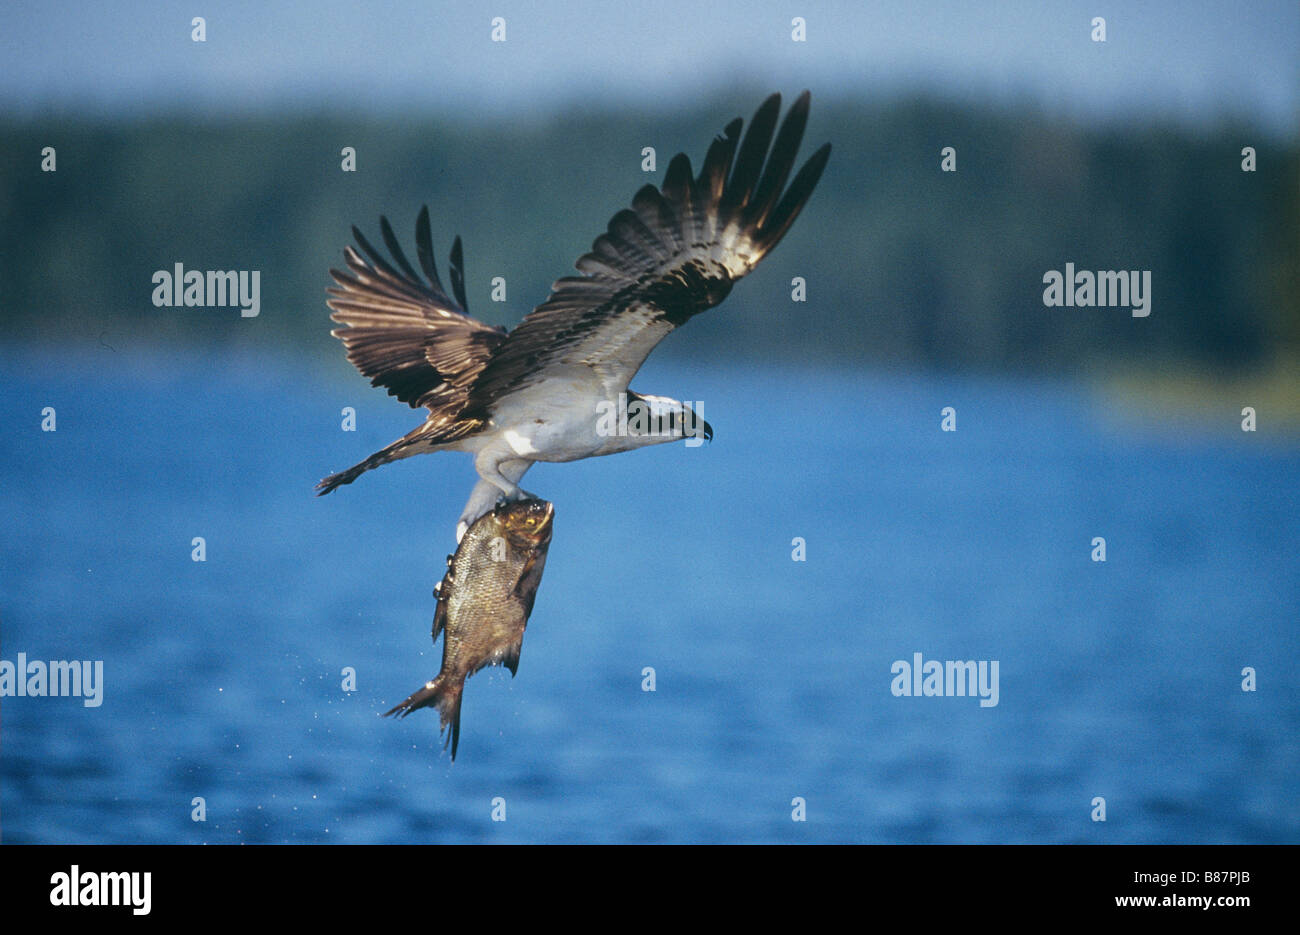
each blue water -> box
[2,346,1297,843]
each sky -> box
[2,0,1297,135]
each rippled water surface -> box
[3,348,1296,843]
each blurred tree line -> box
[1,95,1295,375]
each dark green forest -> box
[2,96,1296,377]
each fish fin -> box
[431,590,448,644]
[501,640,522,677]
[383,679,440,718]
[512,553,539,598]
[512,549,549,620]
[384,676,466,761]
[444,686,465,759]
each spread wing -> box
[466,91,831,409]
[326,206,507,416]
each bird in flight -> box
[318,91,830,539]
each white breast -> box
[486,369,613,463]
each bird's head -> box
[626,393,712,447]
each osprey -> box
[318,91,831,539]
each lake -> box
[2,345,1296,843]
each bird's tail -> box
[316,418,485,495]
[315,432,421,495]
[384,675,466,760]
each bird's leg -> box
[457,479,500,543]
[479,453,535,501]
[458,457,536,542]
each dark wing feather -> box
[449,236,469,313]
[467,91,831,408]
[326,208,506,414]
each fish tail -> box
[443,682,464,761]
[384,675,466,761]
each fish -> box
[384,498,554,759]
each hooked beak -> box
[701,419,713,443]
